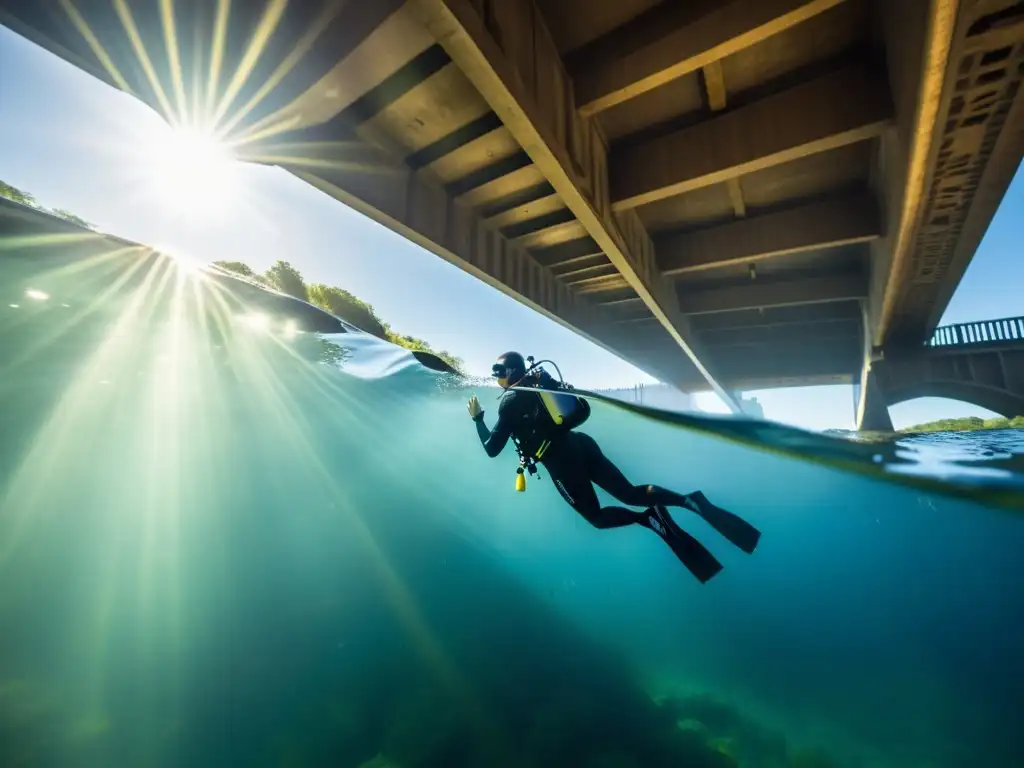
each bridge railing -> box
[927,316,1024,347]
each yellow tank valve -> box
[515,468,526,492]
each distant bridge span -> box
[861,317,1024,427]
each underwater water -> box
[2,246,1024,768]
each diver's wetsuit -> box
[472,383,761,583]
[473,387,696,529]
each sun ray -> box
[0,254,172,568]
[205,0,233,117]
[0,231,105,251]
[159,0,189,121]
[2,247,152,378]
[58,0,135,95]
[211,0,287,129]
[215,0,347,139]
[112,0,177,124]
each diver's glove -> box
[467,394,484,421]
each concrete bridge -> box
[1,0,1021,423]
[859,315,1024,429]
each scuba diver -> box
[467,352,761,583]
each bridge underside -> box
[1,0,1021,397]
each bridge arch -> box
[885,380,1024,419]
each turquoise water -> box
[2,248,1023,768]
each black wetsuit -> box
[472,386,696,529]
[471,381,762,583]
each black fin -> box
[649,507,723,584]
[684,491,761,554]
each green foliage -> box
[0,180,36,206]
[307,283,388,339]
[387,330,465,374]
[215,258,466,374]
[1,180,94,229]
[213,260,256,279]
[264,260,308,301]
[50,209,95,229]
[902,415,1024,433]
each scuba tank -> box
[504,356,590,492]
[525,357,590,430]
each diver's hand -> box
[467,395,483,419]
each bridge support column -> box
[856,365,894,432]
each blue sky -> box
[1,25,1021,431]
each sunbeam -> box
[139,122,239,218]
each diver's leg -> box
[545,456,644,529]
[568,435,723,583]
[573,432,758,556]
[570,433,654,507]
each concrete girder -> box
[679,272,868,315]
[689,301,864,331]
[482,193,566,231]
[610,62,894,211]
[569,0,848,116]
[279,140,676,382]
[709,339,862,383]
[699,58,748,217]
[410,0,741,408]
[530,237,603,266]
[700,319,861,347]
[658,192,882,276]
[549,254,611,277]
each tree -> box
[0,180,37,207]
[50,209,95,229]
[214,260,256,279]
[213,260,269,286]
[902,415,1024,433]
[2,181,95,228]
[264,260,308,301]
[386,330,464,374]
[307,283,388,339]
[199,257,465,373]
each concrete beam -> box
[855,0,961,426]
[410,0,740,409]
[712,372,858,392]
[571,0,847,116]
[680,272,868,314]
[659,193,882,275]
[700,59,748,218]
[689,301,863,331]
[610,62,894,210]
[701,319,860,347]
[278,140,683,383]
[711,339,862,380]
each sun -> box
[141,122,239,218]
